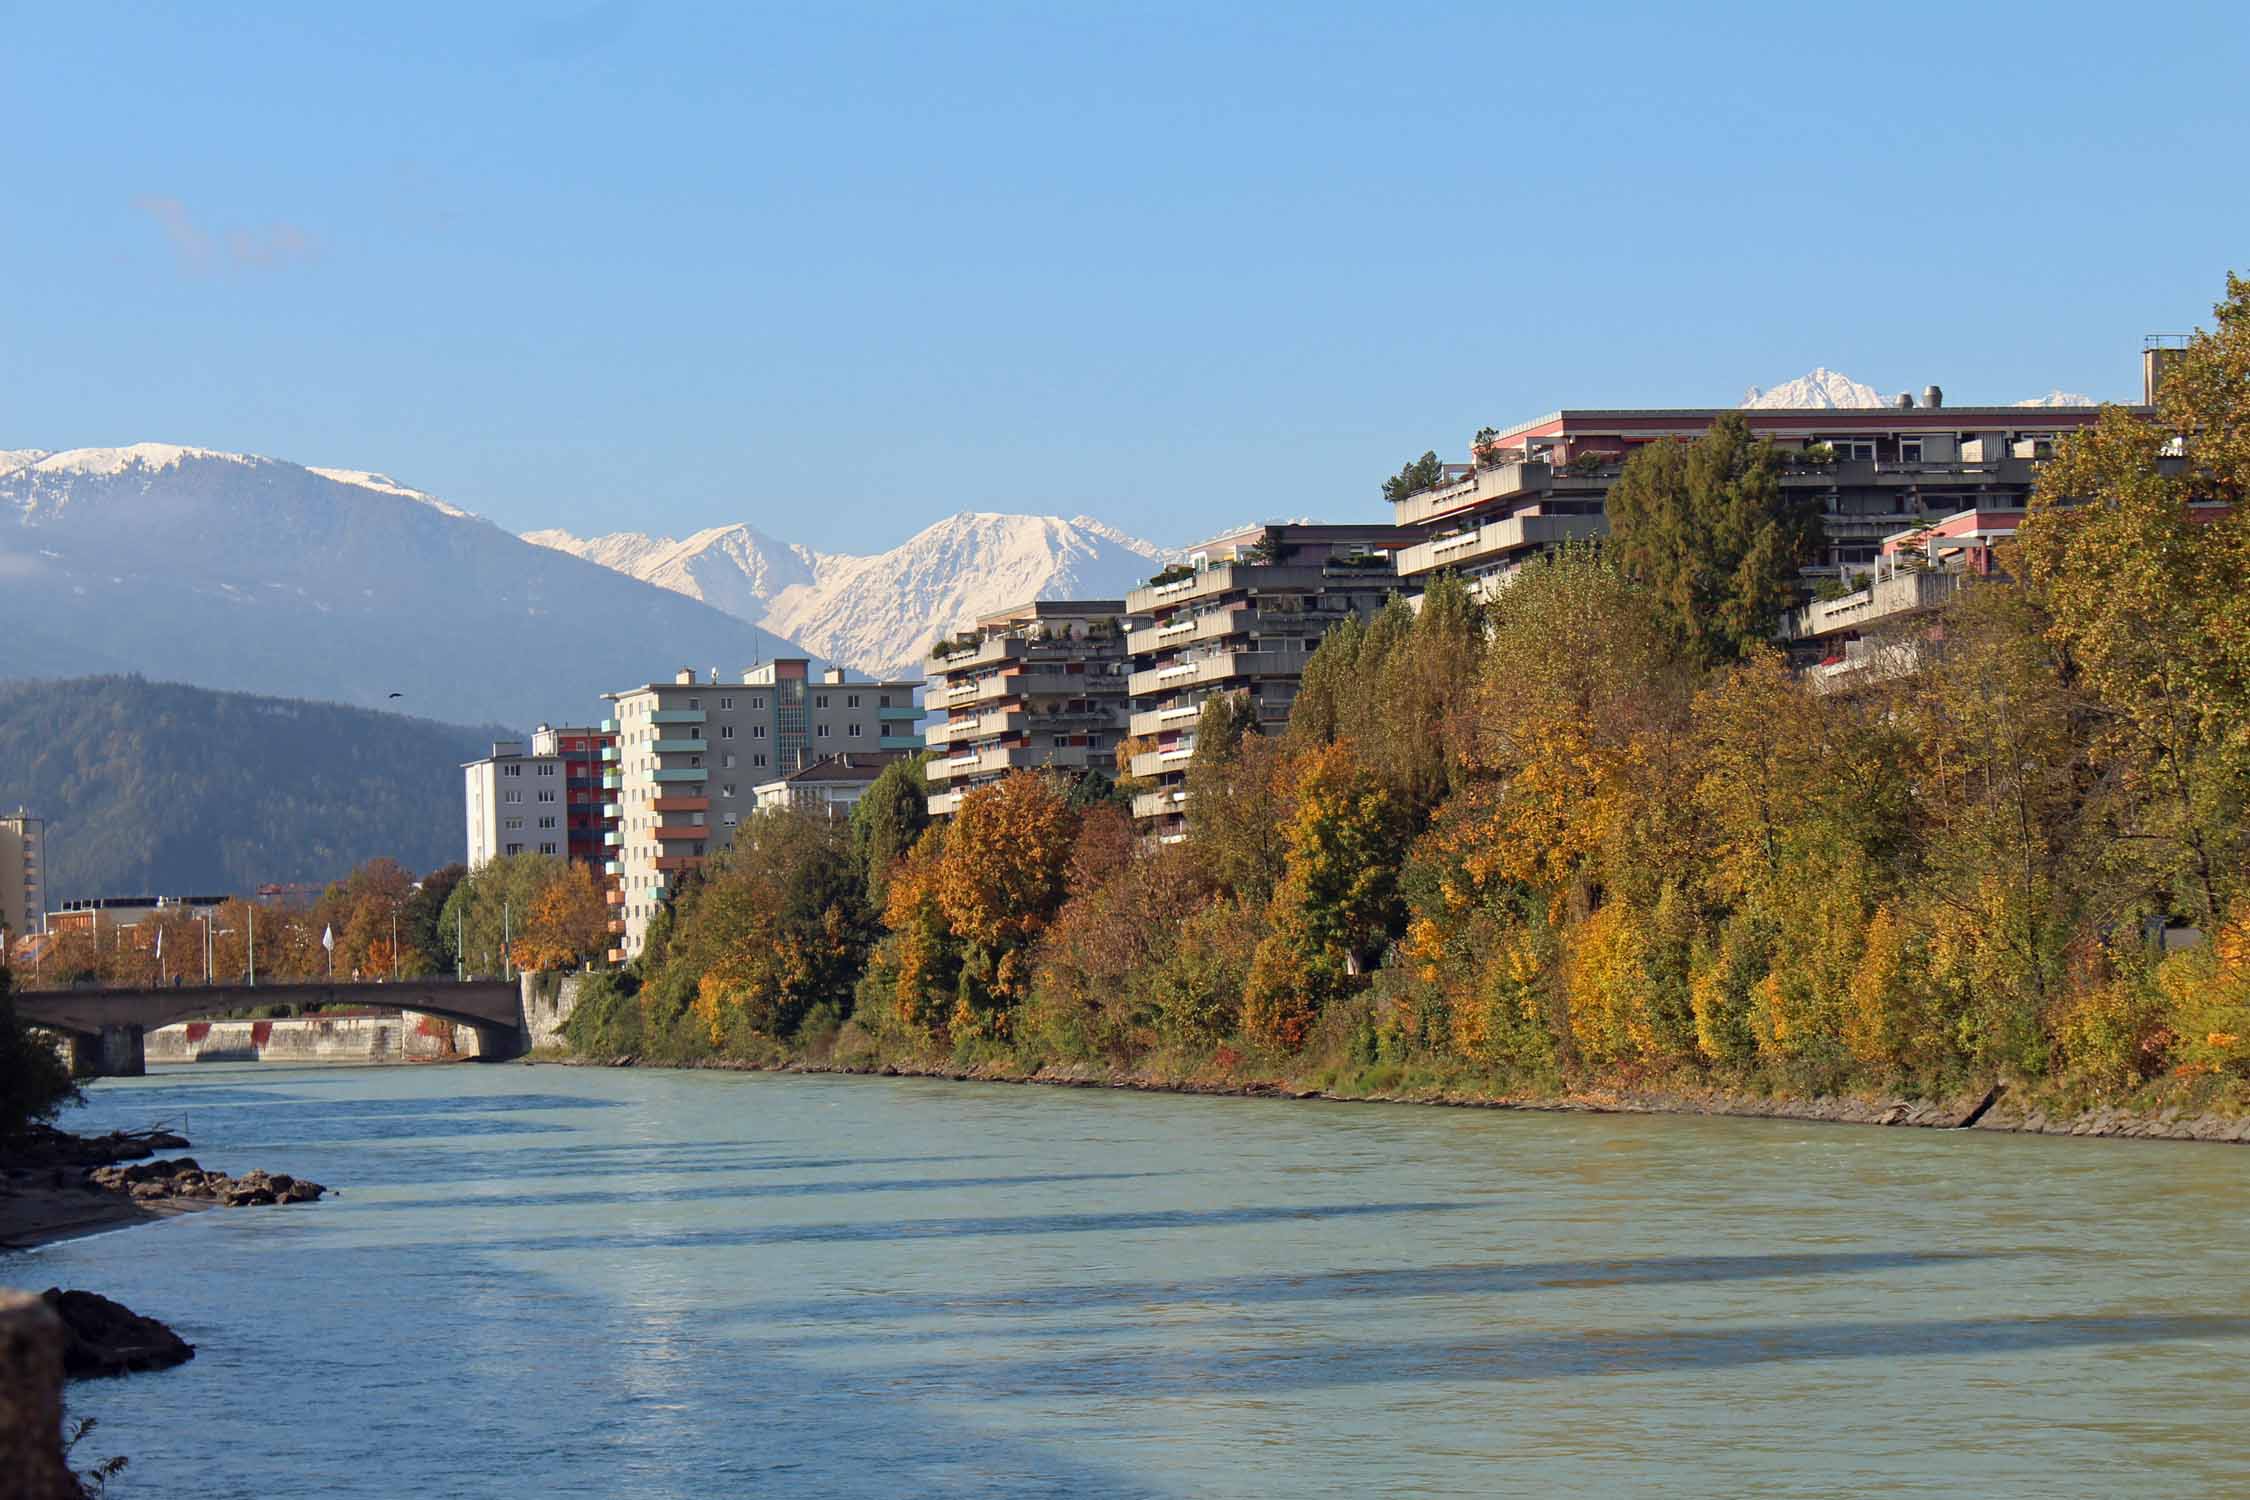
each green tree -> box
[1380,450,1448,503]
[0,962,79,1137]
[850,754,929,910]
[1604,412,1824,664]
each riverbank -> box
[0,1127,327,1251]
[555,1048,2250,1144]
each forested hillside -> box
[0,676,500,899]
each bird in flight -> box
[387,692,404,699]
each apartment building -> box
[463,739,568,866]
[1122,523,1416,838]
[533,723,618,869]
[604,661,923,957]
[924,600,1133,817]
[1392,389,2133,601]
[0,807,46,941]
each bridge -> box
[16,980,533,1078]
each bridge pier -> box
[60,1024,146,1080]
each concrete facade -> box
[604,661,922,959]
[923,599,1133,817]
[0,808,45,944]
[462,738,565,865]
[1123,523,1414,838]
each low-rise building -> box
[0,807,46,941]
[752,753,908,819]
[604,661,923,959]
[1122,523,1415,837]
[923,600,1133,817]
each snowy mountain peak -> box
[2013,390,2097,408]
[307,466,479,520]
[1741,369,1889,410]
[526,510,1170,676]
[31,443,250,477]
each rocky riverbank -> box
[570,1051,2250,1144]
[0,1126,326,1250]
[38,1289,193,1378]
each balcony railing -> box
[651,708,707,725]
[651,737,705,753]
[652,768,708,783]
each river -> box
[13,1063,2250,1497]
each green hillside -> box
[0,675,510,900]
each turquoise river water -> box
[10,1062,2250,1498]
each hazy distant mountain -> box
[1740,369,1889,409]
[531,511,1170,677]
[0,674,504,897]
[2013,390,2098,407]
[0,444,805,725]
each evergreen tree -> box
[850,754,930,910]
[1604,412,1823,664]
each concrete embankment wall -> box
[147,1012,491,1065]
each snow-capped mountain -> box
[1741,369,1889,409]
[0,444,805,726]
[530,511,1170,677]
[2013,390,2097,408]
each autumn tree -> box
[513,861,613,973]
[670,811,870,1044]
[1604,412,1824,664]
[931,772,1081,1039]
[1186,692,1290,905]
[1242,742,1407,1050]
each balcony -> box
[607,919,625,936]
[1131,787,1188,822]
[878,701,923,720]
[599,718,618,733]
[601,771,622,790]
[1128,746,1193,781]
[1129,700,1216,738]
[600,802,621,818]
[653,854,704,872]
[651,708,707,725]
[650,795,708,813]
[652,768,708,783]
[1781,569,1962,642]
[598,745,619,763]
[605,889,625,907]
[1394,511,1606,579]
[651,737,706,753]
[879,734,925,750]
[1123,559,1398,615]
[1128,650,1302,697]
[603,829,622,846]
[1125,603,1257,656]
[928,743,1109,784]
[654,825,707,841]
[603,860,621,876]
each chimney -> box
[2143,339,2186,405]
[675,668,695,685]
[823,666,847,685]
[1895,392,1915,408]
[1922,384,1943,409]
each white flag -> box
[321,925,334,952]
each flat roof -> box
[1492,404,2139,444]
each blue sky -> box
[5,2,2247,551]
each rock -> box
[37,1289,194,1379]
[86,1158,323,1209]
[0,1291,78,1499]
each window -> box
[1053,735,1069,748]
[753,753,768,768]
[723,814,738,827]
[751,725,766,740]
[816,722,831,738]
[720,696,734,709]
[504,816,523,830]
[723,753,736,768]
[1898,439,1924,463]
[504,789,522,804]
[539,815,558,829]
[690,727,704,740]
[506,842,524,855]
[539,842,558,854]
[1835,440,1875,462]
[846,694,860,708]
[502,763,522,777]
[537,789,557,802]
[688,696,701,709]
[848,723,863,738]
[721,725,734,739]
[537,763,556,776]
[721,784,735,798]
[879,694,892,707]
[815,694,830,708]
[750,695,766,709]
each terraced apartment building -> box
[602,660,922,958]
[923,600,1133,818]
[1122,523,1414,838]
[1389,391,2130,602]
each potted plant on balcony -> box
[1149,562,1196,587]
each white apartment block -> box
[462,740,567,866]
[603,660,922,958]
